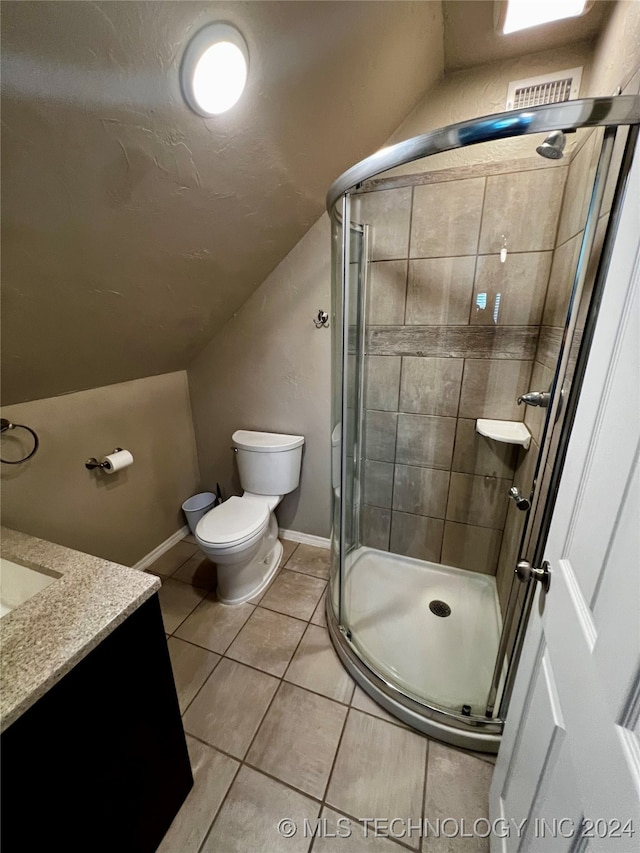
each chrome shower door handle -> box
[515,559,551,593]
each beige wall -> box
[186,40,609,540]
[0,371,199,565]
[588,0,640,95]
[188,216,332,538]
[385,42,595,174]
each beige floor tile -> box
[315,807,407,852]
[281,538,299,566]
[422,742,493,853]
[174,595,255,653]
[285,543,331,580]
[183,533,198,544]
[149,540,198,576]
[172,553,217,588]
[247,682,347,798]
[183,658,278,759]
[156,736,238,853]
[350,686,408,729]
[285,624,354,703]
[157,578,208,634]
[166,637,220,713]
[311,591,327,628]
[326,710,426,849]
[202,765,320,853]
[260,569,326,621]
[226,607,306,677]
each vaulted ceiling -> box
[1,0,443,404]
[1,1,608,405]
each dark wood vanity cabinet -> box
[1,594,193,852]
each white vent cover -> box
[506,67,583,110]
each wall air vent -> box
[506,67,583,110]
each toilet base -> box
[216,515,282,605]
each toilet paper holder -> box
[85,448,123,470]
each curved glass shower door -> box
[327,98,640,751]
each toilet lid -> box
[196,496,269,546]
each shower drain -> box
[429,600,451,618]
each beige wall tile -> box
[226,608,306,677]
[358,187,412,260]
[441,522,502,575]
[479,168,566,253]
[365,356,402,411]
[368,325,538,359]
[399,356,463,416]
[362,505,391,551]
[446,473,510,530]
[390,512,444,561]
[364,410,398,462]
[167,637,220,713]
[513,439,539,493]
[556,130,599,246]
[392,465,450,518]
[364,460,394,509]
[542,233,581,327]
[326,709,426,844]
[367,261,408,325]
[458,359,532,420]
[182,659,279,759]
[452,418,517,479]
[396,413,456,469]
[410,177,485,257]
[202,765,319,853]
[157,736,238,853]
[405,257,476,324]
[247,682,347,798]
[471,252,552,327]
[285,624,355,703]
[523,361,554,445]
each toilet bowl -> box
[194,430,304,605]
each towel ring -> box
[0,419,40,464]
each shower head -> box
[536,130,566,160]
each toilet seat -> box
[196,496,270,549]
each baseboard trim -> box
[133,525,190,571]
[278,528,331,550]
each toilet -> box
[195,430,304,605]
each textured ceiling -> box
[1,1,444,404]
[443,0,610,70]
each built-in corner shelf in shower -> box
[476,419,531,450]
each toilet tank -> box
[232,430,304,495]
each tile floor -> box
[150,537,495,853]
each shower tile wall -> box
[494,129,607,612]
[357,158,568,577]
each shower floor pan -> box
[329,547,504,750]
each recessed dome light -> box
[181,23,248,116]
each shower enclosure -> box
[327,97,640,752]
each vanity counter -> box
[0,526,160,732]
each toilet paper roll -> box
[101,449,134,474]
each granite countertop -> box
[0,527,160,733]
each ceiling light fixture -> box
[181,23,248,116]
[499,0,593,35]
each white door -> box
[490,139,640,852]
